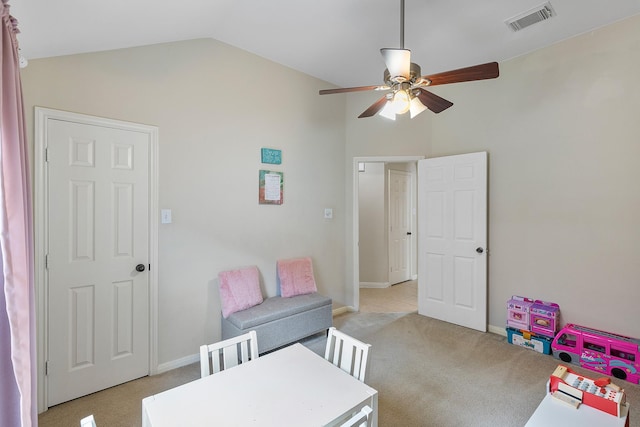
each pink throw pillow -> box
[218,266,263,318]
[277,257,317,298]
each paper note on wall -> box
[265,173,281,201]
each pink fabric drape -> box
[0,1,36,426]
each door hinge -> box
[45,254,48,270]
[45,147,48,162]
[45,360,49,376]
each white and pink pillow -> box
[277,257,317,297]
[218,266,263,318]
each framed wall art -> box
[259,170,283,205]
[261,148,282,165]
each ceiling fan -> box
[319,0,499,120]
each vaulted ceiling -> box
[11,0,640,88]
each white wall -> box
[345,14,640,338]
[22,38,347,366]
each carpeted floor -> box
[338,312,639,426]
[39,311,640,426]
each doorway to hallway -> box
[354,156,423,312]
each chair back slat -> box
[240,340,251,363]
[222,344,240,369]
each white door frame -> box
[34,107,159,412]
[352,156,424,311]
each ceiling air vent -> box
[506,2,556,32]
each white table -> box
[525,393,629,427]
[142,343,378,426]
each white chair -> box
[80,414,96,427]
[200,330,259,377]
[324,327,371,382]
[340,405,373,427]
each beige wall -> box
[344,14,640,337]
[22,38,347,366]
[428,14,640,338]
[358,162,387,284]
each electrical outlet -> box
[324,208,333,219]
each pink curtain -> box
[0,1,36,426]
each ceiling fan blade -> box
[358,96,389,118]
[416,89,453,114]
[423,62,499,87]
[319,85,387,95]
[380,48,411,79]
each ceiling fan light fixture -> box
[379,101,397,120]
[378,88,416,120]
[409,96,428,118]
[391,89,411,114]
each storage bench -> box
[221,292,332,354]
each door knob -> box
[476,247,484,254]
[406,232,412,236]
[136,264,146,272]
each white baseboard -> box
[488,324,507,337]
[332,306,351,316]
[156,353,200,374]
[359,282,390,289]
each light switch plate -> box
[161,209,172,224]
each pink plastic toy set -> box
[530,300,560,338]
[507,296,560,337]
[552,323,640,384]
[507,295,534,330]
[506,296,560,355]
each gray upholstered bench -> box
[221,292,332,354]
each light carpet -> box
[333,311,639,427]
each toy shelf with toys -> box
[507,327,552,354]
[506,296,559,355]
